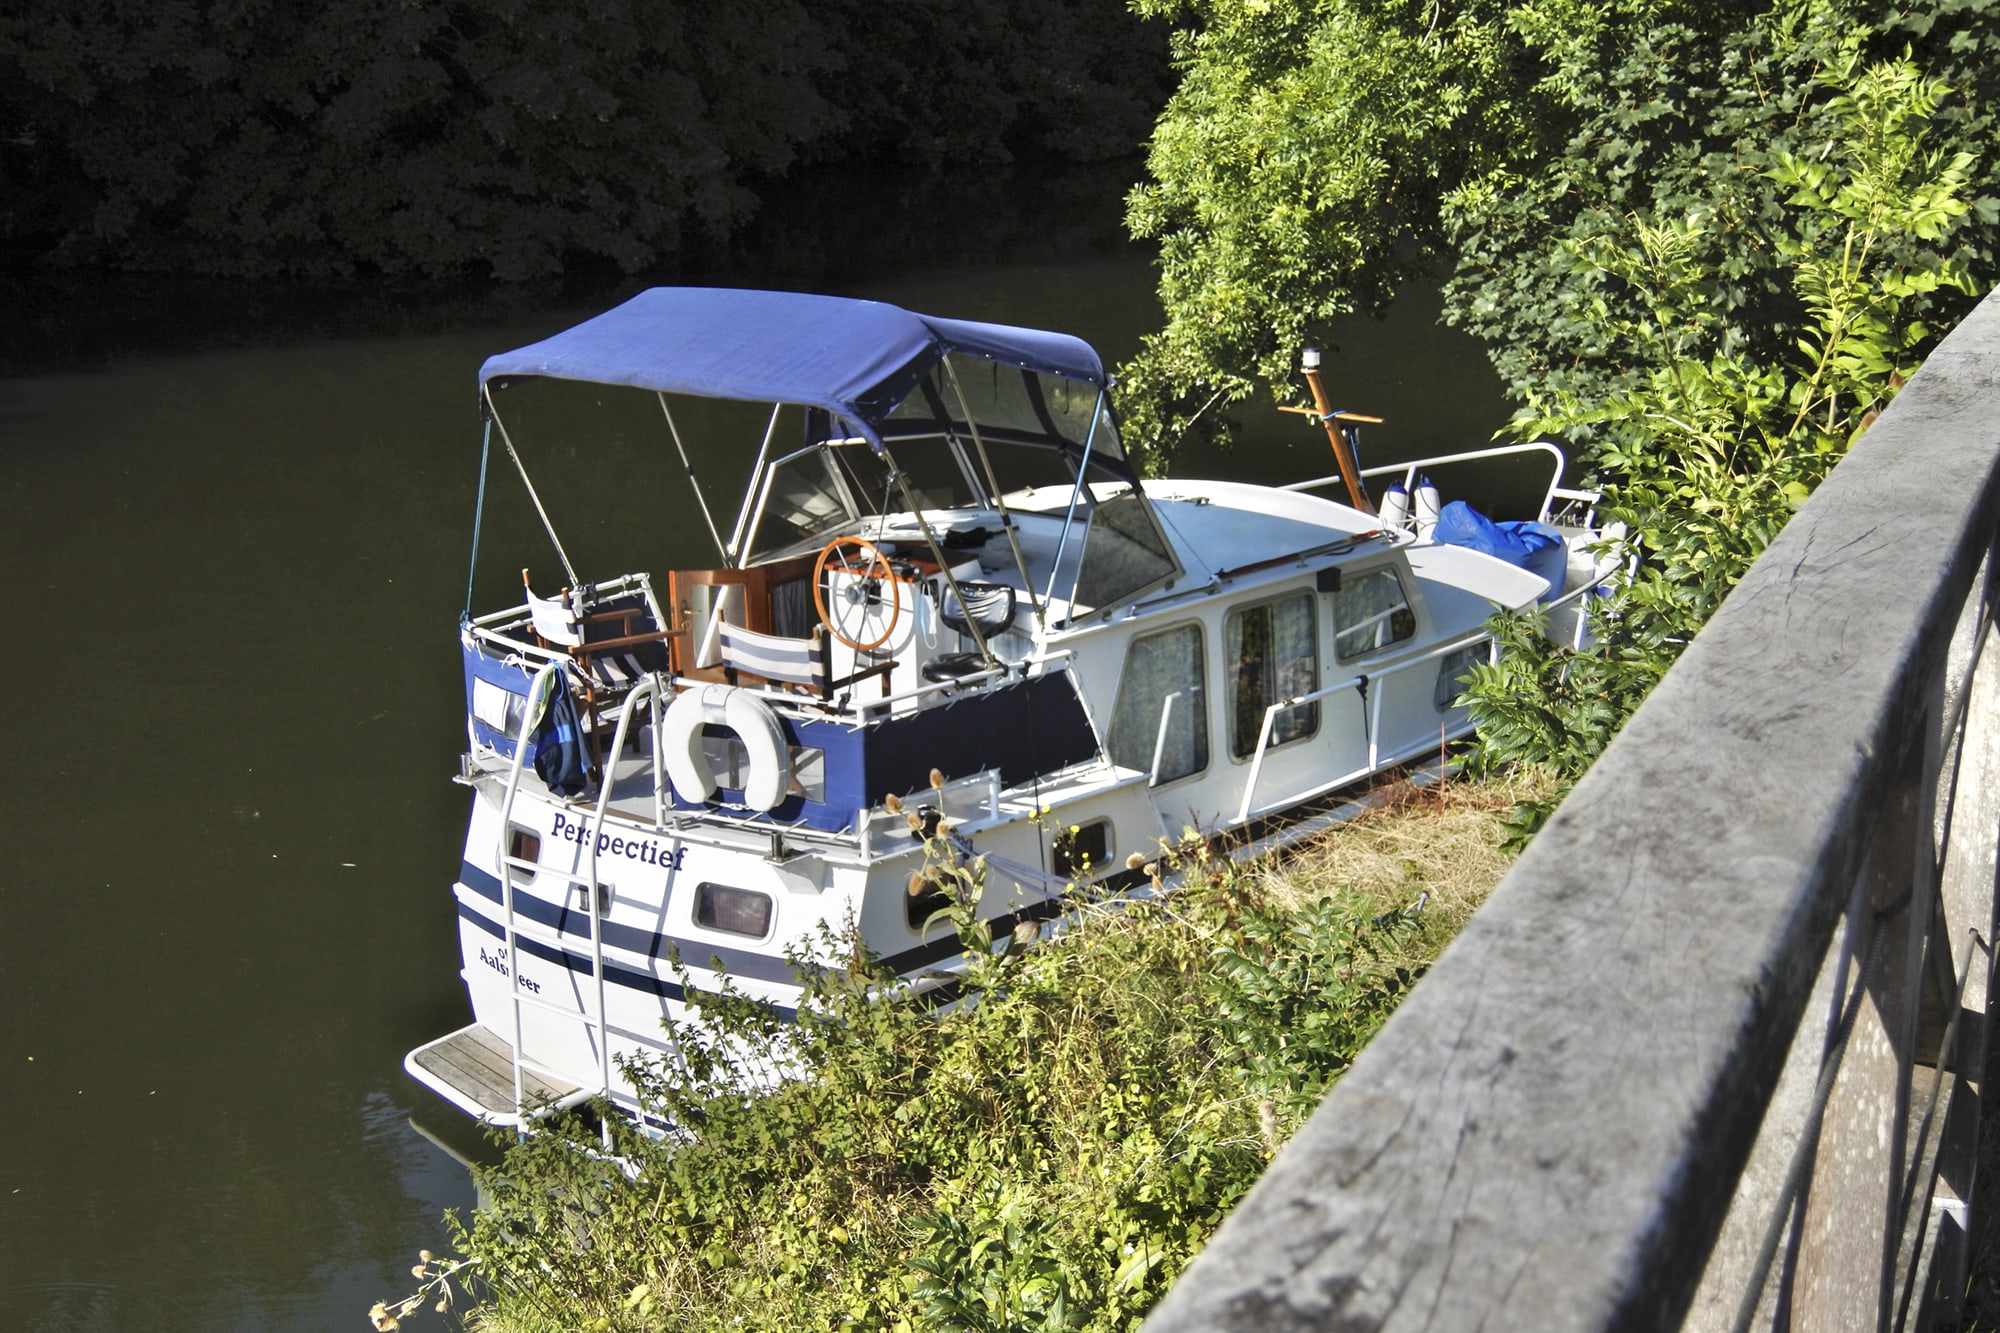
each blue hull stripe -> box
[453,862,1135,1005]
[459,861,804,984]
[453,900,800,1020]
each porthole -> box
[907,876,954,932]
[505,826,540,884]
[1052,820,1112,882]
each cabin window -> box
[1226,594,1320,759]
[1333,566,1417,660]
[1106,623,1209,785]
[505,826,540,884]
[1434,644,1484,711]
[694,883,774,939]
[1052,819,1112,882]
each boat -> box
[403,287,1617,1126]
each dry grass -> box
[1249,765,1563,933]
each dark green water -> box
[0,252,1503,1330]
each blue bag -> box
[1432,501,1569,602]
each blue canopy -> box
[479,288,1107,448]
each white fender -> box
[661,684,793,812]
[1413,475,1442,539]
[1378,481,1410,531]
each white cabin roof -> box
[1141,478,1382,580]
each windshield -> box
[744,357,1131,561]
[883,354,1126,465]
[736,356,1181,613]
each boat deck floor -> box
[406,1022,582,1125]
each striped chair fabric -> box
[716,623,824,689]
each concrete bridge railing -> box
[1144,289,2000,1332]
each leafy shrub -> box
[1114,0,1999,468]
[381,825,1453,1332]
[1462,54,1978,832]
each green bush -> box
[1114,0,1998,468]
[1462,53,1978,833]
[380,831,1442,1332]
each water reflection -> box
[0,253,1504,1329]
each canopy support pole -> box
[1043,389,1107,612]
[942,358,1045,630]
[484,385,580,592]
[724,404,786,568]
[464,416,494,622]
[657,392,731,566]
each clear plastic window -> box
[885,358,1131,473]
[1227,594,1320,759]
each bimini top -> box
[479,287,1107,449]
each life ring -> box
[661,684,793,812]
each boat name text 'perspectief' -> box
[548,812,688,871]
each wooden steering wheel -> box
[812,535,902,651]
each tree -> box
[0,0,844,280]
[0,0,1169,281]
[1117,0,1999,469]
[1461,51,1978,824]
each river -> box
[0,249,1505,1330]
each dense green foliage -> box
[1459,51,1977,826]
[1121,0,1995,828]
[1117,0,1999,466]
[0,0,1168,281]
[376,834,1436,1331]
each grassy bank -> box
[375,767,1553,1332]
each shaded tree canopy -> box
[0,0,1169,282]
[1118,0,2000,466]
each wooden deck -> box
[407,1023,581,1123]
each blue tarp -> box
[478,288,1106,451]
[1433,500,1570,601]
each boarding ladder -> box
[482,663,677,1132]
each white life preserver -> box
[661,684,793,812]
